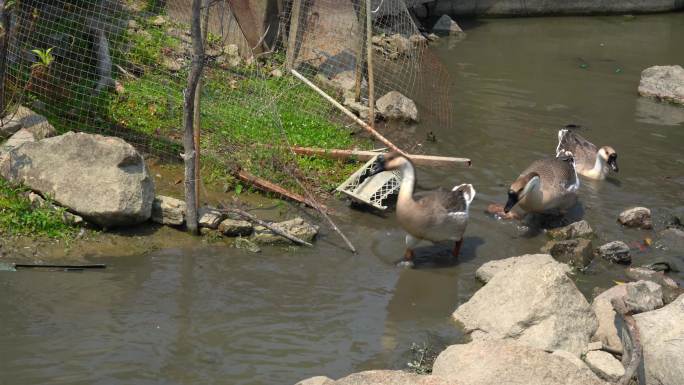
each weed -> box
[406,341,437,375]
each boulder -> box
[638,65,684,106]
[618,207,653,229]
[454,256,596,356]
[295,376,334,385]
[583,351,624,382]
[591,281,663,354]
[626,267,682,304]
[432,339,607,385]
[432,15,465,36]
[0,128,37,153]
[198,207,225,229]
[595,241,631,264]
[9,106,57,140]
[632,294,684,385]
[541,238,593,268]
[322,370,458,385]
[151,195,186,226]
[475,253,561,283]
[218,218,253,237]
[0,116,22,139]
[253,217,319,245]
[0,132,154,227]
[376,91,418,122]
[550,350,600,380]
[546,220,594,240]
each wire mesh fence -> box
[0,0,452,204]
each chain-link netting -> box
[0,0,452,203]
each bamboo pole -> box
[183,0,205,235]
[291,68,408,157]
[365,0,375,126]
[291,146,471,167]
[234,169,328,211]
[285,0,303,70]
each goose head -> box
[504,172,540,213]
[364,152,409,178]
[599,146,619,172]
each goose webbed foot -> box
[396,248,415,268]
[487,203,525,220]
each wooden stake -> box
[193,0,210,212]
[365,0,375,126]
[291,146,471,167]
[285,0,303,70]
[234,168,327,211]
[183,0,205,235]
[353,0,366,102]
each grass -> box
[0,179,76,239]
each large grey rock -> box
[432,339,607,385]
[546,220,594,240]
[0,128,37,153]
[253,217,319,245]
[0,117,22,139]
[591,281,663,354]
[618,207,653,229]
[583,350,624,382]
[638,65,684,106]
[219,218,253,237]
[298,370,457,385]
[0,132,154,227]
[626,267,682,304]
[454,256,596,356]
[541,238,593,268]
[376,91,418,123]
[151,195,186,226]
[475,253,562,283]
[595,241,631,264]
[656,227,684,251]
[632,294,684,385]
[432,14,465,36]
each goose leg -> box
[452,239,463,258]
[397,234,419,268]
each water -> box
[2,14,684,385]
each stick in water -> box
[612,297,642,385]
[217,205,313,247]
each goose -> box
[503,155,580,216]
[361,152,475,266]
[556,126,618,180]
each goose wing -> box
[557,129,598,172]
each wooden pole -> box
[290,146,471,167]
[183,0,205,235]
[0,0,11,115]
[285,0,302,70]
[234,168,327,211]
[365,0,375,126]
[193,0,210,212]
[353,0,366,102]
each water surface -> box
[2,13,684,385]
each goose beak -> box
[358,156,385,185]
[608,157,619,172]
[504,192,518,213]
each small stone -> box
[269,68,283,78]
[28,192,47,209]
[114,81,125,95]
[409,34,427,47]
[61,211,84,226]
[541,238,593,268]
[198,207,225,229]
[626,267,681,304]
[595,241,631,264]
[584,350,625,382]
[618,207,653,229]
[151,15,167,27]
[376,91,418,122]
[234,237,261,253]
[0,117,22,139]
[624,280,663,313]
[253,217,319,245]
[427,33,440,41]
[151,195,186,226]
[127,19,138,29]
[162,57,182,72]
[585,341,603,352]
[432,14,465,36]
[546,220,594,240]
[218,218,253,237]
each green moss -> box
[0,179,77,239]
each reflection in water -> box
[1,13,684,385]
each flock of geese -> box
[363,126,620,267]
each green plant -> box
[31,47,54,68]
[407,342,437,375]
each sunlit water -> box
[1,13,684,385]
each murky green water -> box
[2,13,684,385]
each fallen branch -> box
[217,206,313,247]
[291,146,471,167]
[234,168,328,212]
[612,297,642,385]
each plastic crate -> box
[336,154,402,210]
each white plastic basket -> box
[336,154,402,210]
